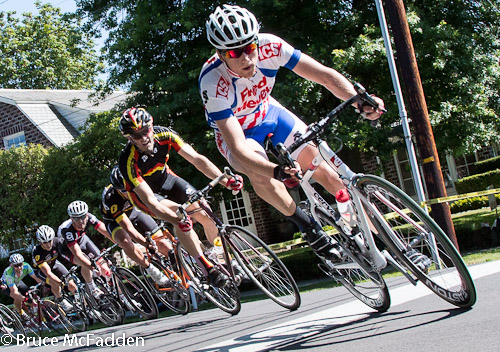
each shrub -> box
[449,195,500,213]
[455,169,500,193]
[474,156,500,174]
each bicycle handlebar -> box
[176,167,235,219]
[91,243,119,265]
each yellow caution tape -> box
[421,188,500,206]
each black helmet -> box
[110,165,125,191]
[119,107,153,136]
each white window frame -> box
[219,190,257,234]
[3,131,26,150]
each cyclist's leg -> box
[107,220,150,268]
[132,207,174,255]
[80,236,111,279]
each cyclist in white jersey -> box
[199,4,385,260]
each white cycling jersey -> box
[199,33,302,131]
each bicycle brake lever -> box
[276,143,302,180]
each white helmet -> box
[67,200,88,218]
[36,225,55,243]
[206,4,260,50]
[9,253,24,265]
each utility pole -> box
[384,0,459,249]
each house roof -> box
[0,89,128,147]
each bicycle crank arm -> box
[381,250,417,285]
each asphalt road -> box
[4,260,500,352]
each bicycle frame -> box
[299,140,388,272]
[145,229,191,295]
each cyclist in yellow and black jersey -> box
[118,107,243,287]
[100,166,176,285]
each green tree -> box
[0,145,48,248]
[0,1,104,89]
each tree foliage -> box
[0,1,104,89]
[0,145,48,248]
[76,0,499,161]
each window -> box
[3,132,26,150]
[219,190,257,234]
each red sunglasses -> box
[222,41,258,59]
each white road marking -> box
[201,261,499,352]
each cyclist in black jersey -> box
[118,107,243,287]
[101,166,173,285]
[31,225,76,311]
[58,200,113,297]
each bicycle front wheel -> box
[226,225,301,310]
[177,245,241,315]
[140,258,190,315]
[314,208,391,312]
[0,303,25,342]
[40,301,74,335]
[92,277,125,326]
[115,267,159,320]
[357,174,476,308]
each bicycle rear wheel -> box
[0,303,25,342]
[115,267,159,320]
[313,207,391,312]
[177,245,241,315]
[140,258,190,315]
[357,174,476,308]
[226,225,301,310]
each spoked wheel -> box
[115,267,159,320]
[314,207,391,312]
[140,258,190,315]
[0,303,25,341]
[40,301,74,334]
[177,245,241,315]
[92,277,125,326]
[358,175,476,308]
[226,225,301,310]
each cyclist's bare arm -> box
[292,54,384,119]
[96,221,114,242]
[132,182,180,223]
[117,215,148,247]
[39,262,61,285]
[69,243,92,270]
[178,144,231,187]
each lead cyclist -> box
[199,4,385,261]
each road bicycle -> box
[91,243,159,321]
[0,303,25,342]
[20,283,77,336]
[176,167,301,312]
[61,265,116,328]
[140,226,191,315]
[265,83,476,311]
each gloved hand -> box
[226,175,244,192]
[273,165,300,188]
[178,215,193,232]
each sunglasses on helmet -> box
[221,41,258,59]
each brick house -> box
[0,89,126,149]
